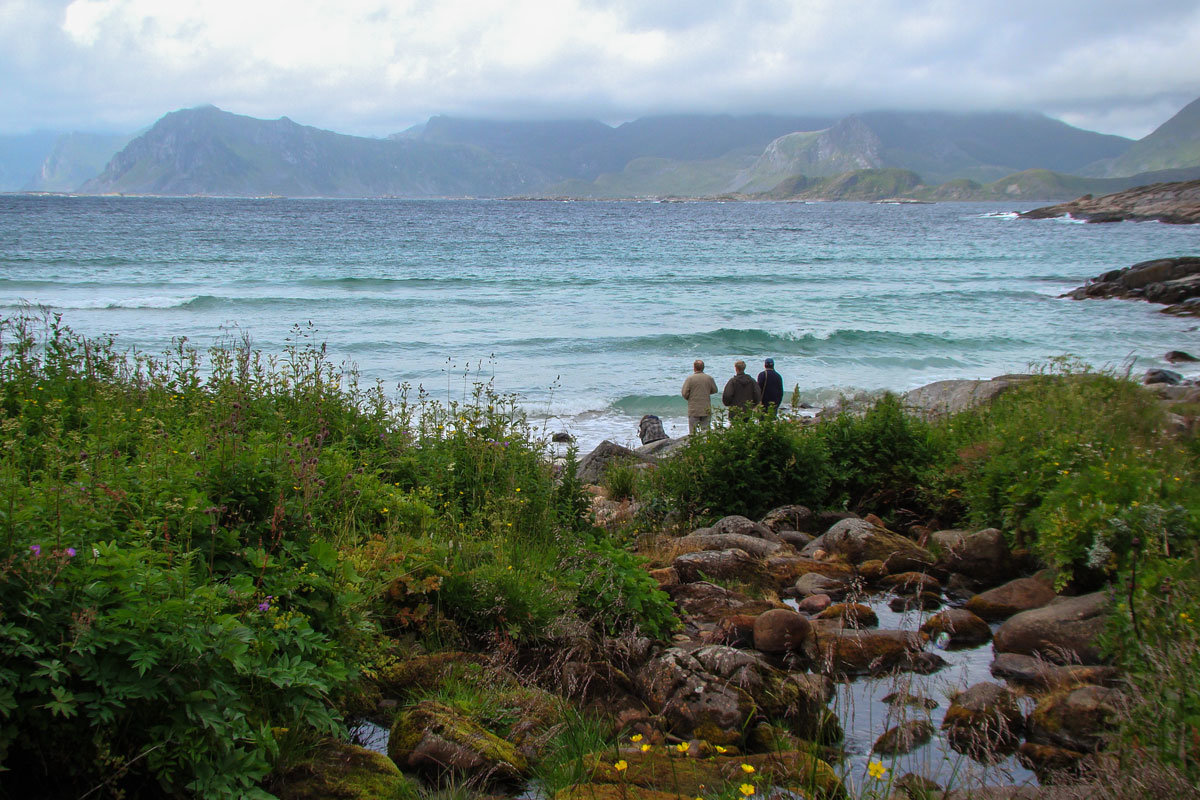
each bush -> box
[647,411,830,520]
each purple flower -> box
[258,601,270,612]
[29,544,40,557]
[65,548,76,558]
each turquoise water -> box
[2,196,1197,449]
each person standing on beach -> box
[722,360,761,422]
[757,357,784,415]
[681,359,719,434]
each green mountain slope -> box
[83,106,543,197]
[1083,96,1200,177]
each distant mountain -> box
[25,132,134,192]
[0,131,61,191]
[735,111,1133,192]
[1083,96,1200,177]
[401,113,835,182]
[84,105,542,197]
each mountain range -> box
[3,94,1200,200]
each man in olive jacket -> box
[681,359,719,434]
[722,360,762,422]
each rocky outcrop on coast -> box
[1019,178,1200,224]
[1063,256,1200,316]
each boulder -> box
[856,559,889,581]
[873,720,934,755]
[988,653,1120,690]
[1165,349,1198,363]
[576,440,651,484]
[672,532,784,559]
[794,572,851,600]
[902,377,1029,417]
[389,700,528,780]
[889,592,942,613]
[710,514,782,542]
[965,576,1056,622]
[883,691,938,711]
[666,581,778,623]
[635,437,686,457]
[1018,742,1088,783]
[880,571,942,595]
[992,591,1109,664]
[941,683,1024,760]
[1144,368,1184,386]
[795,593,832,614]
[920,608,992,648]
[811,628,923,676]
[760,504,817,534]
[801,518,934,573]
[815,603,878,629]
[930,528,1015,582]
[1027,685,1120,753]
[753,608,812,654]
[768,555,855,587]
[672,548,765,584]
[778,530,815,549]
[276,741,421,800]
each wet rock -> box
[1145,368,1184,385]
[815,602,878,628]
[276,741,421,800]
[857,559,889,581]
[873,719,935,755]
[1018,742,1088,783]
[760,504,817,533]
[883,691,939,711]
[794,571,851,600]
[753,608,812,653]
[930,527,1015,582]
[811,628,922,676]
[907,651,949,675]
[672,532,784,559]
[888,592,942,612]
[941,682,1025,760]
[1165,349,1198,363]
[895,773,942,799]
[711,514,782,542]
[576,440,652,484]
[802,518,935,573]
[672,548,765,584]
[1027,685,1120,753]
[795,593,833,614]
[988,653,1120,690]
[389,700,528,780]
[965,576,1056,622]
[992,591,1109,664]
[881,571,942,595]
[920,608,992,648]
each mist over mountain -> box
[0,132,62,191]
[13,93,1200,200]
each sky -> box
[1,0,1199,140]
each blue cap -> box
[764,358,774,367]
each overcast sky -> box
[2,0,1198,139]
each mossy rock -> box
[816,603,878,628]
[555,785,694,800]
[585,749,845,799]
[388,700,528,781]
[374,652,486,697]
[275,742,419,800]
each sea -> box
[1,195,1197,452]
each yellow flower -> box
[739,784,755,796]
[515,487,521,492]
[715,745,728,754]
[741,763,755,774]
[867,760,888,779]
[641,743,651,752]
[614,760,627,772]
[676,742,689,753]
[630,734,643,743]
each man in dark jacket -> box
[757,357,784,414]
[722,360,761,422]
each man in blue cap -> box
[757,358,784,415]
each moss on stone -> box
[275,742,420,800]
[388,700,529,780]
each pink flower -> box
[29,544,40,556]
[65,548,76,558]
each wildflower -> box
[739,784,755,796]
[381,507,389,514]
[92,547,99,558]
[515,487,521,493]
[676,742,689,753]
[65,548,76,558]
[867,760,888,779]
[741,764,755,774]
[614,760,627,772]
[630,734,643,743]
[29,544,40,556]
[641,743,651,752]
[715,745,727,754]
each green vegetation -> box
[0,314,674,797]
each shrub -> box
[647,411,831,520]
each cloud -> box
[0,0,1197,137]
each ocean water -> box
[1,196,1197,451]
